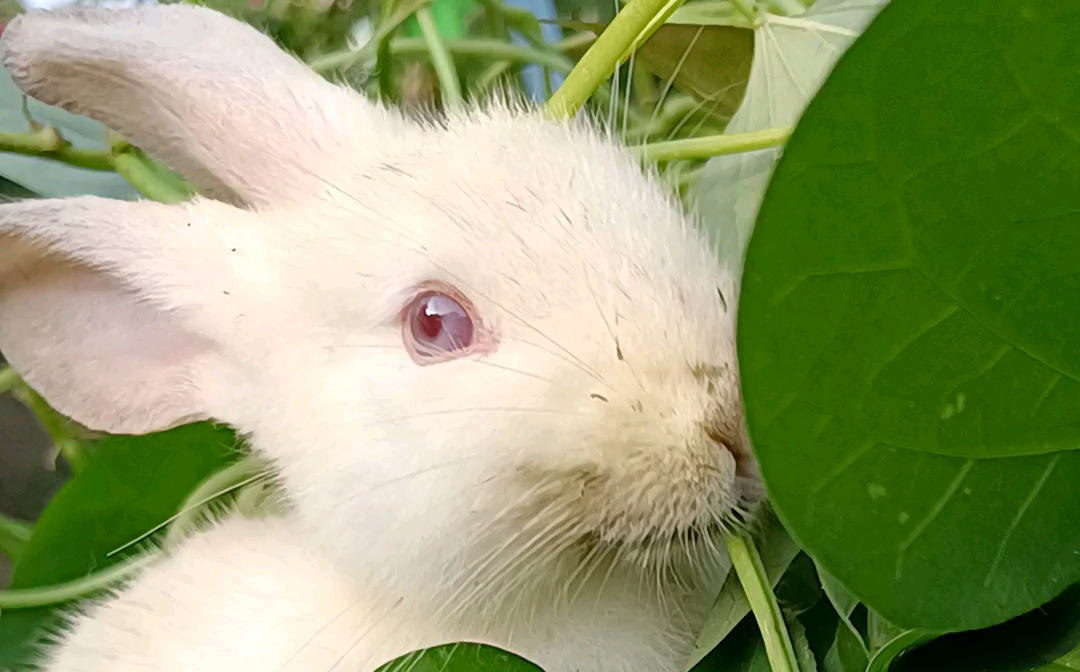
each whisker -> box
[107,466,275,557]
[363,406,588,428]
[621,49,635,141]
[582,261,643,391]
[343,452,491,499]
[469,359,556,383]
[440,494,571,616]
[510,336,615,391]
[274,592,388,672]
[326,596,407,672]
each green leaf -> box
[789,614,821,672]
[0,422,242,669]
[888,584,1080,672]
[798,593,844,671]
[817,564,866,655]
[866,609,906,655]
[739,0,1080,631]
[1057,642,1080,670]
[0,514,31,562]
[824,619,869,672]
[376,643,543,672]
[696,0,887,268]
[0,175,37,201]
[631,24,753,120]
[691,612,773,672]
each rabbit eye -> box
[404,290,475,364]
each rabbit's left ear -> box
[0,196,258,435]
[0,5,386,209]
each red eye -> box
[403,290,475,364]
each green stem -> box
[313,35,586,75]
[0,127,114,171]
[0,514,32,562]
[112,152,193,203]
[0,366,18,395]
[0,553,158,609]
[472,59,515,95]
[631,127,791,162]
[865,630,934,672]
[544,0,687,119]
[0,126,191,202]
[410,37,576,72]
[415,6,463,108]
[725,533,801,672]
[14,385,89,474]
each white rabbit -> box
[0,6,763,672]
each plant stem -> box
[0,366,18,395]
[0,127,114,171]
[314,34,588,75]
[865,630,934,672]
[725,533,801,672]
[613,0,687,66]
[415,6,464,108]
[0,513,32,562]
[543,0,687,119]
[14,385,89,475]
[0,553,158,609]
[112,152,193,203]
[411,36,577,72]
[0,126,193,201]
[307,0,435,72]
[631,127,791,162]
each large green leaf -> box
[0,422,242,669]
[739,0,1080,632]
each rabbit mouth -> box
[576,480,763,562]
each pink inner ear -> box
[0,258,217,435]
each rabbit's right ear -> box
[0,6,379,209]
[0,196,258,435]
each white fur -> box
[0,6,762,672]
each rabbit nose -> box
[704,415,754,478]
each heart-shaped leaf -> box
[739,0,1080,632]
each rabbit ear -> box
[0,196,250,435]
[0,6,365,208]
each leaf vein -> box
[983,453,1060,588]
[895,459,974,581]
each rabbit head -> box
[0,5,762,620]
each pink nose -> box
[705,419,754,478]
